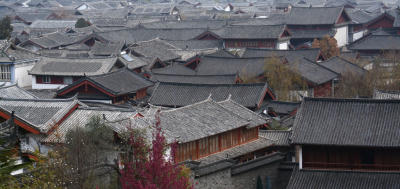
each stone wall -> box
[193,158,292,189]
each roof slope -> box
[29,57,117,76]
[165,40,222,50]
[30,20,76,29]
[152,63,196,75]
[292,98,400,147]
[319,56,365,75]
[0,98,80,133]
[149,82,271,108]
[286,7,345,25]
[151,74,237,84]
[0,84,37,99]
[210,25,286,39]
[159,99,250,143]
[261,101,300,115]
[43,108,137,143]
[348,32,400,50]
[195,56,267,76]
[287,169,400,189]
[217,98,267,128]
[90,42,124,56]
[58,68,154,96]
[259,130,291,146]
[289,29,336,39]
[241,48,321,61]
[289,58,338,85]
[197,137,275,164]
[130,39,180,62]
[97,28,206,43]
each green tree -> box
[0,116,31,188]
[75,18,90,28]
[0,16,12,40]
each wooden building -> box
[287,98,400,188]
[149,82,275,110]
[29,57,123,89]
[286,6,351,48]
[151,98,269,163]
[57,68,153,104]
[195,25,291,49]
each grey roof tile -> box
[0,84,37,99]
[210,24,286,39]
[0,98,80,133]
[152,63,197,75]
[241,48,321,61]
[29,20,76,29]
[142,20,227,29]
[259,130,291,146]
[97,27,207,43]
[130,38,180,62]
[195,56,267,76]
[287,169,400,189]
[286,6,345,25]
[164,40,222,50]
[287,57,339,85]
[158,99,250,143]
[260,101,301,115]
[58,68,154,96]
[197,137,275,164]
[348,33,400,50]
[151,73,237,84]
[90,42,124,56]
[43,107,137,143]
[289,29,336,39]
[217,99,268,128]
[318,56,366,76]
[29,57,118,76]
[292,98,400,147]
[149,82,271,108]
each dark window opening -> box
[361,150,375,164]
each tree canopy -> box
[75,18,90,28]
[263,56,308,101]
[312,35,340,59]
[0,16,12,40]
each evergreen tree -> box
[0,16,12,40]
[0,117,29,188]
[256,176,263,189]
[75,18,90,28]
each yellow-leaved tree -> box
[312,35,340,59]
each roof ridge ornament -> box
[227,94,232,100]
[207,93,212,100]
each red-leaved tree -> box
[119,113,192,189]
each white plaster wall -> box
[15,62,35,87]
[77,4,89,10]
[31,75,67,89]
[334,26,348,47]
[277,41,289,50]
[352,30,365,42]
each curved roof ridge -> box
[303,97,400,103]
